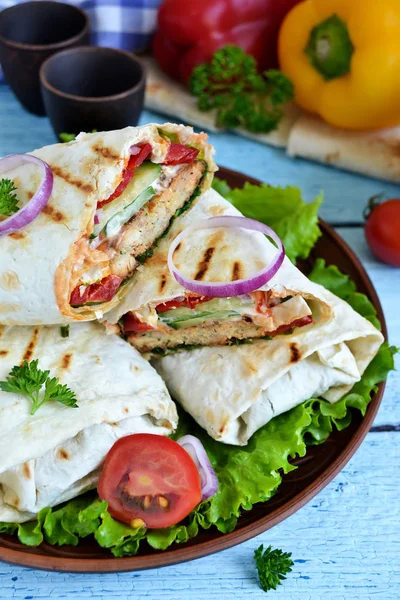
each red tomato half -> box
[70,275,122,307]
[365,199,400,267]
[164,143,199,165]
[98,434,202,529]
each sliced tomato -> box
[123,312,155,332]
[98,434,202,529]
[70,275,122,307]
[164,143,199,165]
[270,315,313,336]
[97,169,134,209]
[156,295,214,313]
[128,143,152,170]
[97,144,153,209]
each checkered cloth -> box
[0,0,162,81]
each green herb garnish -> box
[254,544,294,592]
[59,132,76,143]
[190,46,294,133]
[59,130,97,143]
[0,359,78,415]
[136,247,154,264]
[151,344,202,357]
[60,325,70,338]
[0,178,19,216]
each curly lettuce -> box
[212,178,322,262]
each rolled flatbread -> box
[0,124,216,325]
[105,189,332,354]
[287,114,400,183]
[154,288,383,445]
[0,322,178,522]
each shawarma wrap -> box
[0,322,178,523]
[105,189,333,353]
[0,124,215,326]
[154,288,383,445]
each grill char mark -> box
[21,328,39,363]
[194,247,215,281]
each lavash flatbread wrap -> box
[105,189,332,354]
[0,124,216,326]
[0,322,178,523]
[155,288,383,445]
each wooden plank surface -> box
[0,86,399,599]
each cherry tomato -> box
[98,434,202,529]
[365,199,400,267]
[70,275,122,307]
[123,313,154,332]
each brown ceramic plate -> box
[0,167,386,572]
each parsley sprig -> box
[0,178,19,216]
[254,544,294,593]
[0,359,78,415]
[190,46,294,134]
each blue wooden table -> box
[0,86,399,600]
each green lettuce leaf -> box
[0,261,395,557]
[309,258,381,329]
[211,178,322,262]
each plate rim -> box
[0,165,387,572]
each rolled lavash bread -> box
[0,322,178,523]
[154,289,383,446]
[287,113,400,183]
[0,124,215,326]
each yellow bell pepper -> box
[278,0,400,130]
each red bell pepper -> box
[153,0,302,83]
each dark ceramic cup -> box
[40,46,146,139]
[0,1,89,115]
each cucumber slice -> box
[158,296,254,329]
[165,310,241,330]
[103,185,155,238]
[93,162,161,237]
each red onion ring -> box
[177,435,218,500]
[168,216,285,297]
[0,154,53,237]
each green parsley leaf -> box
[59,132,76,143]
[60,130,97,143]
[60,325,70,338]
[0,359,78,415]
[190,46,294,134]
[254,544,294,592]
[0,178,19,216]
